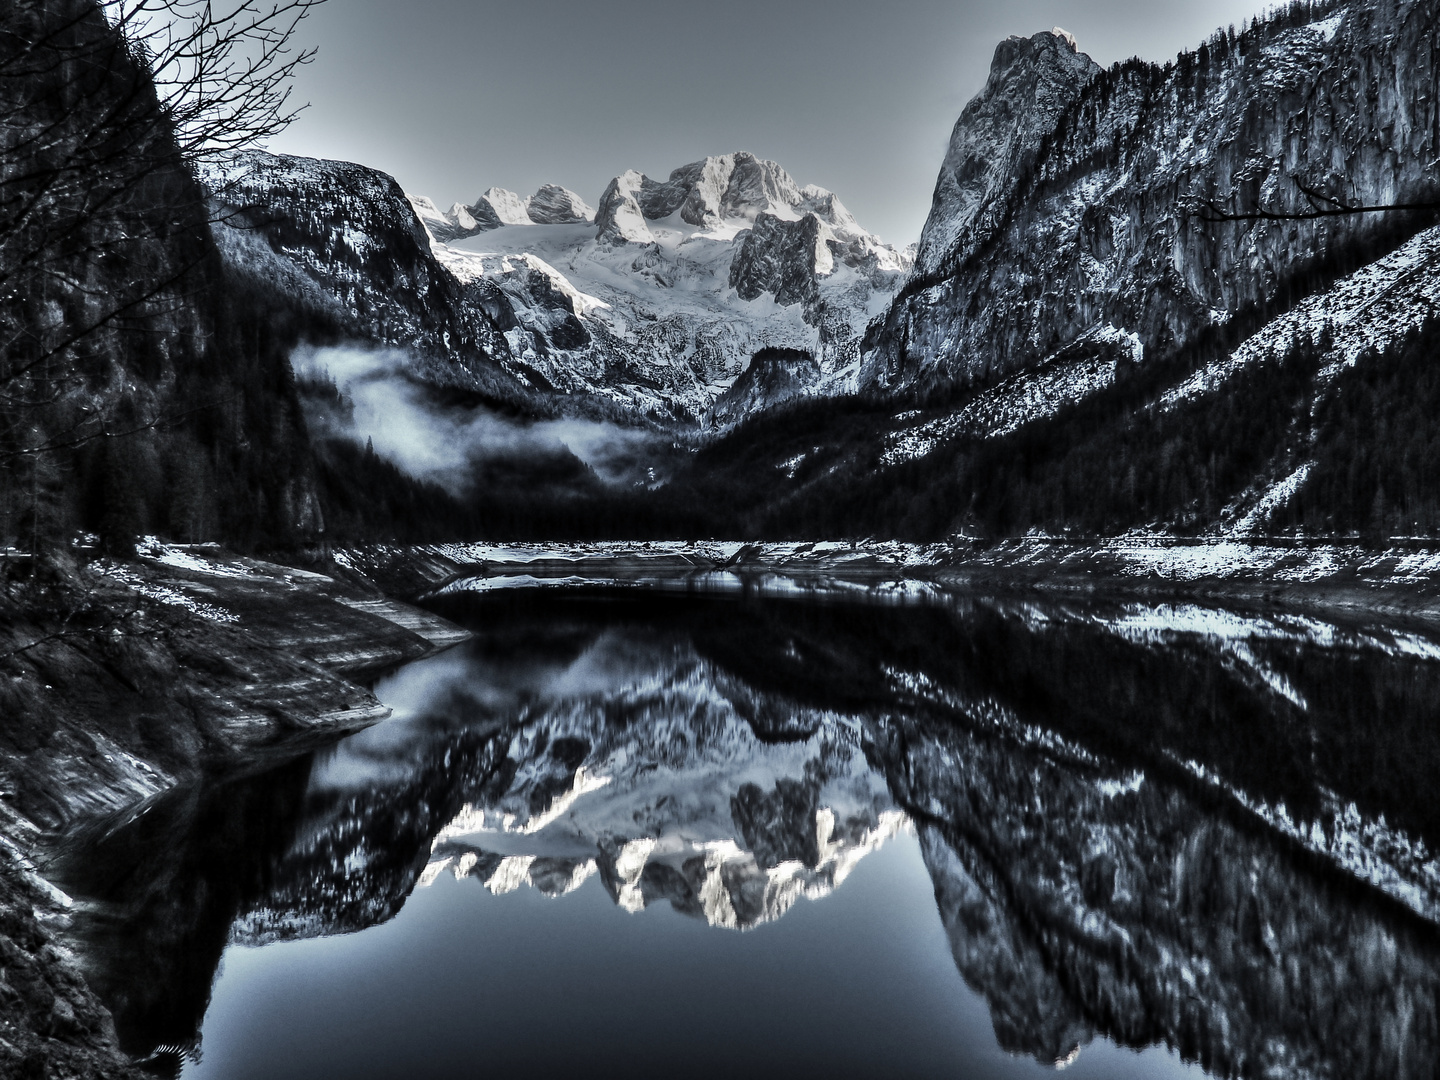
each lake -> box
[56,587,1440,1079]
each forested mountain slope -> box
[0,0,330,554]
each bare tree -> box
[102,0,323,166]
[1193,175,1440,222]
[0,0,323,555]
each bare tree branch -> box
[0,592,143,658]
[100,0,323,165]
[0,0,327,552]
[1192,174,1440,222]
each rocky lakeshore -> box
[338,538,1440,629]
[0,544,466,1079]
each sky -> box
[268,0,1273,246]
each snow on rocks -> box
[474,186,530,227]
[428,153,909,422]
[1162,225,1440,409]
[94,562,241,623]
[1226,462,1316,536]
[594,169,655,244]
[525,184,594,225]
[879,324,1137,465]
[134,536,258,579]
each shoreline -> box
[0,544,469,1079]
[339,537,1440,630]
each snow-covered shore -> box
[338,537,1440,623]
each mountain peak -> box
[990,26,1092,79]
[915,29,1098,279]
[594,152,806,241]
[526,184,594,225]
[472,186,530,229]
[593,151,888,249]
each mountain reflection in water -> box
[56,590,1440,1079]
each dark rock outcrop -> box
[525,184,594,225]
[729,213,830,308]
[708,347,823,426]
[0,831,140,1080]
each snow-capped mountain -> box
[411,183,595,240]
[417,151,911,422]
[677,1,1440,541]
[207,149,908,427]
[199,0,1440,540]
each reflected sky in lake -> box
[56,590,1440,1079]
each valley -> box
[4,0,1440,1076]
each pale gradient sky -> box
[268,0,1273,245]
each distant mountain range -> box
[205,0,1440,542]
[212,150,910,425]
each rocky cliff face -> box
[863,1,1440,394]
[526,184,595,225]
[911,29,1100,281]
[593,152,870,244]
[730,213,833,308]
[207,152,529,399]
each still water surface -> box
[59,589,1440,1079]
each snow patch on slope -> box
[1162,225,1440,409]
[880,325,1138,465]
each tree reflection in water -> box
[55,590,1440,1079]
